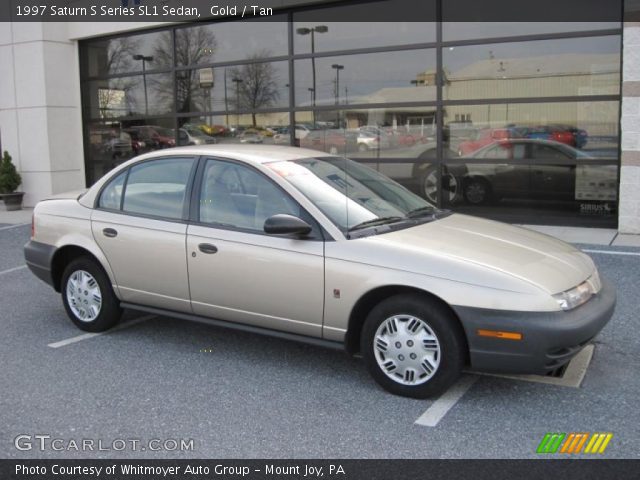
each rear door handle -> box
[198,243,218,254]
[103,228,118,238]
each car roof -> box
[133,144,330,165]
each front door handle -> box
[103,228,118,238]
[198,243,218,254]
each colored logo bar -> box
[537,432,613,454]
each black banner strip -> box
[2,459,640,480]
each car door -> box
[529,143,576,200]
[91,156,196,313]
[472,142,530,198]
[186,158,325,338]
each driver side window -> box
[199,159,300,232]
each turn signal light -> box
[477,329,523,341]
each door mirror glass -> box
[264,214,312,236]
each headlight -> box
[553,276,596,311]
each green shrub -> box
[0,151,22,194]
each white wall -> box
[620,22,640,234]
[0,22,85,206]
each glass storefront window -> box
[295,108,442,204]
[440,101,619,226]
[178,113,290,146]
[82,31,173,78]
[442,101,619,159]
[443,36,621,100]
[440,159,618,226]
[85,118,176,184]
[176,62,289,114]
[294,49,437,107]
[84,73,174,119]
[443,22,621,41]
[175,17,288,66]
[294,1,435,54]
[78,8,622,228]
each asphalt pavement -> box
[1,223,638,459]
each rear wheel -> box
[361,294,465,398]
[463,177,491,205]
[61,257,122,332]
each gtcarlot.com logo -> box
[14,434,194,452]
[536,432,613,454]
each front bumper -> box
[452,278,616,375]
[24,240,56,288]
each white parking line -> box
[0,265,27,275]
[48,315,155,349]
[583,249,640,256]
[414,375,478,427]
[0,222,30,231]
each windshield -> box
[266,157,440,236]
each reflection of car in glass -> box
[458,125,589,158]
[25,145,615,399]
[123,129,147,155]
[178,128,217,146]
[357,129,391,152]
[461,139,595,205]
[301,129,357,155]
[294,124,312,139]
[348,140,466,206]
[523,125,588,149]
[239,130,263,144]
[273,128,290,144]
[195,124,229,137]
[458,128,512,156]
[104,132,133,158]
[127,126,176,149]
[152,127,177,148]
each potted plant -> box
[0,151,24,211]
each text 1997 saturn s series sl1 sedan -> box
[24,145,616,398]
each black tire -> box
[463,177,491,205]
[361,294,466,399]
[418,165,462,206]
[61,257,122,332]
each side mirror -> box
[264,214,312,236]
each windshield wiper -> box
[347,216,405,232]
[405,206,438,218]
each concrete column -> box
[0,22,85,207]
[620,22,640,233]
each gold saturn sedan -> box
[24,145,615,398]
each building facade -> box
[1,0,639,232]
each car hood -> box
[352,214,595,295]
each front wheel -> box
[420,166,461,205]
[61,257,122,332]
[361,294,466,398]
